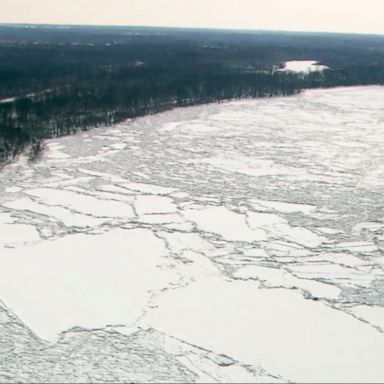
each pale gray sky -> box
[1,0,384,35]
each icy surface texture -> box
[1,86,384,382]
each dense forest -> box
[1,24,384,163]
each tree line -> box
[1,26,384,163]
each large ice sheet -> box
[146,277,384,382]
[0,228,171,341]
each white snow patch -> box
[193,157,308,178]
[279,60,329,74]
[233,265,341,300]
[0,212,15,224]
[5,186,22,193]
[287,263,377,286]
[77,168,128,183]
[246,212,287,228]
[0,223,40,247]
[158,232,214,254]
[122,182,176,195]
[271,224,324,248]
[146,277,384,382]
[45,143,71,160]
[350,305,384,330]
[0,97,17,104]
[246,212,322,247]
[337,241,379,253]
[110,143,127,150]
[251,199,316,214]
[3,198,105,227]
[0,228,171,341]
[138,213,184,224]
[312,252,364,268]
[25,188,134,219]
[135,195,177,215]
[317,227,343,235]
[183,206,267,242]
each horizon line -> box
[1,21,384,37]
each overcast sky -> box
[1,0,384,35]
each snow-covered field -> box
[1,86,384,382]
[279,60,329,73]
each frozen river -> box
[1,86,384,382]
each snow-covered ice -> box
[0,228,171,341]
[146,278,384,383]
[279,60,329,73]
[1,86,384,382]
